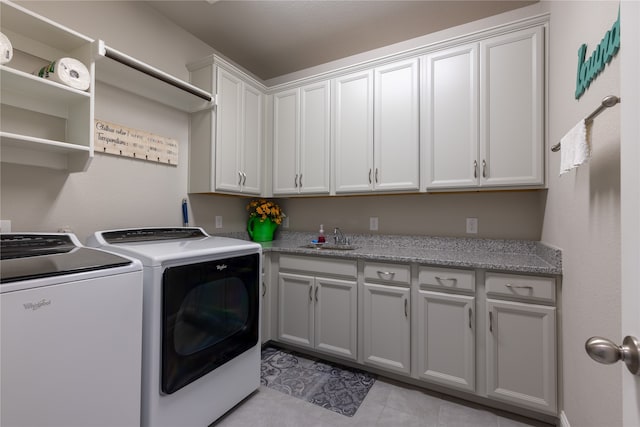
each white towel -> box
[560,119,591,175]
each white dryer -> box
[0,233,143,427]
[87,227,262,427]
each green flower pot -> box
[247,217,278,242]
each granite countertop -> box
[222,231,562,276]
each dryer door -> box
[161,253,259,394]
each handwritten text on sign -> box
[94,119,179,166]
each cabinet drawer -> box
[364,262,410,285]
[279,254,357,278]
[418,266,475,293]
[485,273,556,304]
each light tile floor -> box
[212,377,555,427]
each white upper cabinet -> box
[334,58,419,194]
[0,0,95,172]
[273,81,330,195]
[423,25,544,190]
[422,44,479,189]
[188,57,264,194]
[480,26,544,187]
[374,59,420,192]
[333,70,374,193]
[215,66,262,194]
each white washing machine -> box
[87,227,262,427]
[0,233,144,427]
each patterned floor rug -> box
[260,346,376,417]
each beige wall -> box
[541,2,621,426]
[278,191,545,239]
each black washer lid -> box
[1,234,133,284]
[100,227,206,244]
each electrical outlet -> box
[466,217,478,234]
[369,217,379,231]
[0,220,11,233]
[282,216,289,228]
[215,216,223,229]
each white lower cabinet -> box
[485,273,557,415]
[417,290,475,392]
[277,256,358,360]
[273,254,559,419]
[416,266,476,392]
[362,264,411,375]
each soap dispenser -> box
[318,224,326,243]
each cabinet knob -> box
[585,336,640,375]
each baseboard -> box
[559,411,571,427]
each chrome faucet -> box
[333,227,350,245]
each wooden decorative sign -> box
[575,10,620,99]
[94,119,179,165]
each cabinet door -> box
[299,81,330,194]
[314,277,357,360]
[480,26,544,187]
[333,70,374,193]
[273,89,300,194]
[374,58,420,192]
[241,82,263,195]
[278,272,314,348]
[362,283,410,374]
[215,67,243,192]
[423,45,479,189]
[486,299,557,414]
[417,290,475,392]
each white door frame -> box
[620,1,640,425]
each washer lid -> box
[1,234,133,284]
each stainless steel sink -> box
[301,243,358,251]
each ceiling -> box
[147,0,537,81]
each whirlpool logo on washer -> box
[23,299,51,311]
[216,264,228,271]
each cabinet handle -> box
[482,160,487,178]
[473,160,478,178]
[294,174,298,188]
[435,276,457,286]
[262,282,266,297]
[377,271,395,280]
[309,286,313,302]
[369,168,372,184]
[404,298,408,318]
[315,286,319,302]
[238,171,243,185]
[505,284,533,290]
[468,307,473,329]
[375,168,379,183]
[242,172,247,186]
[299,174,303,188]
[489,311,493,332]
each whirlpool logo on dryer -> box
[216,264,228,271]
[23,299,51,311]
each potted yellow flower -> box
[246,199,285,242]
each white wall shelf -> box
[0,0,94,173]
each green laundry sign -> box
[575,10,620,99]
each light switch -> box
[215,216,223,228]
[370,217,379,231]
